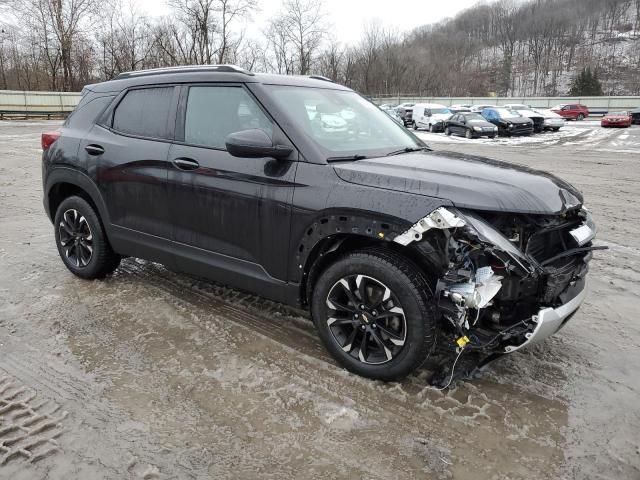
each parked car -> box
[601,111,632,128]
[41,65,601,386]
[444,112,498,138]
[631,108,640,125]
[502,103,530,110]
[481,107,534,136]
[449,104,472,113]
[534,109,566,131]
[395,103,415,127]
[504,105,545,133]
[470,104,496,112]
[378,103,397,113]
[552,104,589,121]
[412,103,452,132]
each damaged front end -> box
[394,206,606,384]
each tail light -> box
[41,131,61,150]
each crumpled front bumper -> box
[503,279,588,353]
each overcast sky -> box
[136,0,484,45]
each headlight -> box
[473,126,481,132]
[508,123,514,128]
[493,126,498,131]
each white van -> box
[412,103,453,132]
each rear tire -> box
[577,113,585,121]
[54,196,120,279]
[310,249,437,381]
[445,127,451,136]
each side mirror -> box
[225,129,293,160]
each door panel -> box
[168,84,298,282]
[93,125,172,238]
[94,86,177,240]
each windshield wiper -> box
[385,146,431,156]
[326,154,369,162]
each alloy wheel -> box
[58,209,93,267]
[325,275,407,365]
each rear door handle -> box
[85,144,104,156]
[172,157,200,170]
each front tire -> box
[445,127,451,136]
[465,129,473,139]
[54,196,120,279]
[311,249,437,381]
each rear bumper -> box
[503,278,587,353]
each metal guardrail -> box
[1,90,639,117]
[0,90,81,118]
[371,95,640,113]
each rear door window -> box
[112,87,175,139]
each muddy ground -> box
[0,121,638,479]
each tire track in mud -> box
[110,258,566,478]
[0,372,66,465]
[117,259,333,364]
[0,343,189,478]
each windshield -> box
[431,108,451,114]
[608,111,628,116]
[494,108,522,118]
[266,86,423,159]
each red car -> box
[601,111,632,128]
[551,104,589,120]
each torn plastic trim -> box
[570,208,596,246]
[393,207,535,275]
[393,207,466,246]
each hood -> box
[603,115,629,120]
[500,117,531,124]
[332,151,583,215]
[432,113,452,122]
[518,110,544,119]
[466,119,494,128]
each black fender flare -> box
[45,167,111,230]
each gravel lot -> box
[0,120,639,479]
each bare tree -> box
[18,0,97,91]
[265,0,325,75]
[215,0,257,63]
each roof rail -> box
[115,64,254,79]
[308,75,333,83]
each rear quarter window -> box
[65,94,115,131]
[112,87,175,139]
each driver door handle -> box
[172,157,200,170]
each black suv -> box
[42,65,601,385]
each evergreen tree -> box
[570,67,604,96]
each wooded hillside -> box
[0,0,638,96]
